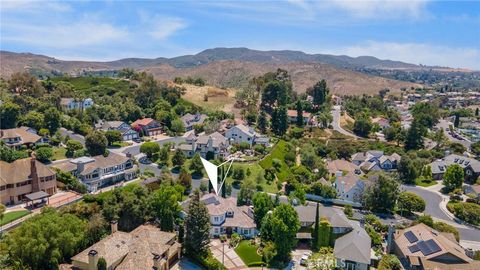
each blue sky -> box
[1,0,479,69]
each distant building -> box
[327,159,362,176]
[0,127,44,149]
[181,113,208,131]
[66,223,181,270]
[391,223,480,270]
[287,109,311,124]
[51,153,136,192]
[131,118,162,136]
[295,204,353,237]
[372,117,391,130]
[95,120,139,141]
[60,98,93,111]
[182,194,257,238]
[0,157,57,205]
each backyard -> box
[259,140,291,181]
[0,210,30,226]
[234,240,263,267]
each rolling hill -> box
[0,48,426,95]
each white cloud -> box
[326,0,430,19]
[325,41,480,69]
[0,0,71,12]
[2,18,128,48]
[148,16,187,40]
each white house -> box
[182,194,257,238]
[178,132,230,159]
[351,151,401,172]
[225,124,256,145]
[60,98,94,111]
[334,172,365,203]
[95,120,139,141]
[181,113,208,131]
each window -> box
[214,216,219,222]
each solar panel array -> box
[408,244,420,253]
[417,239,442,256]
[405,231,419,243]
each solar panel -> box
[405,231,419,243]
[408,244,420,253]
[417,239,442,256]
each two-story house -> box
[334,221,372,270]
[181,113,208,132]
[0,127,43,149]
[131,118,162,137]
[178,132,230,159]
[429,154,480,183]
[60,98,94,111]
[51,153,136,192]
[182,194,257,238]
[95,120,139,141]
[0,156,57,205]
[351,151,401,173]
[295,204,353,237]
[334,172,366,203]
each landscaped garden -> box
[234,240,264,267]
[415,178,437,187]
[259,140,292,181]
[0,210,30,226]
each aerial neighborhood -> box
[1,2,480,269]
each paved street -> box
[121,136,186,156]
[331,105,358,138]
[402,184,480,242]
[436,119,472,149]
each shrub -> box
[451,202,480,225]
[35,147,53,163]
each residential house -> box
[464,184,480,201]
[287,109,311,124]
[178,132,229,159]
[334,221,372,270]
[334,173,366,203]
[131,118,162,136]
[60,98,94,111]
[429,154,480,183]
[181,113,208,131]
[51,153,136,192]
[372,117,391,130]
[351,151,401,172]
[295,204,353,239]
[66,223,181,270]
[182,194,257,238]
[95,120,139,141]
[0,127,44,149]
[0,156,57,205]
[327,159,362,177]
[391,223,480,270]
[225,124,270,146]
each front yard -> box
[415,178,437,187]
[234,240,263,267]
[0,210,30,226]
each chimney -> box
[30,152,40,193]
[111,220,118,234]
[153,254,161,269]
[88,250,98,270]
[76,161,85,176]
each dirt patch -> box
[181,84,238,115]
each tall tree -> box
[44,107,61,133]
[105,130,122,146]
[0,102,21,128]
[172,149,186,168]
[237,178,256,205]
[443,164,464,191]
[318,218,332,248]
[20,111,45,131]
[178,167,192,191]
[405,119,425,150]
[308,79,329,109]
[85,130,108,156]
[189,153,204,176]
[296,100,304,127]
[149,185,182,231]
[353,113,373,137]
[312,202,320,250]
[184,190,211,257]
[363,174,400,213]
[140,141,160,159]
[257,111,268,133]
[252,192,273,228]
[454,114,460,128]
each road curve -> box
[331,106,359,139]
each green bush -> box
[451,202,480,225]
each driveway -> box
[171,258,202,270]
[59,128,85,145]
[122,136,186,156]
[331,106,358,139]
[210,239,247,270]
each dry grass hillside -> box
[143,61,420,95]
[179,84,238,114]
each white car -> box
[300,253,310,266]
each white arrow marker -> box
[200,157,234,195]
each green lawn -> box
[0,210,30,226]
[52,147,67,161]
[225,162,278,193]
[258,140,291,181]
[235,240,264,267]
[415,178,437,187]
